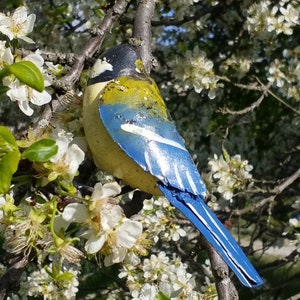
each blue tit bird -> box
[83,44,263,288]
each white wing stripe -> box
[121,124,186,151]
[186,202,230,242]
[185,170,199,194]
[174,163,184,190]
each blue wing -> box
[99,102,263,287]
[100,103,207,197]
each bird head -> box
[88,44,145,85]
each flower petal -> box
[116,219,143,248]
[104,247,127,266]
[91,182,121,200]
[85,233,107,254]
[62,203,88,223]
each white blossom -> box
[0,41,13,68]
[84,183,143,265]
[280,4,299,25]
[49,128,85,180]
[120,252,201,299]
[0,6,36,43]
[23,264,79,300]
[62,182,143,265]
[246,1,299,37]
[207,153,253,201]
[289,217,300,228]
[169,46,219,99]
[267,59,286,87]
[4,52,52,116]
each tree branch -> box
[122,3,220,27]
[260,249,299,272]
[133,0,156,74]
[32,0,131,137]
[200,236,239,300]
[0,252,33,300]
[271,167,300,195]
[63,0,131,87]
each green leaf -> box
[0,126,20,194]
[155,292,171,300]
[57,271,75,281]
[94,8,105,19]
[56,3,69,14]
[8,61,44,92]
[222,147,230,163]
[0,85,10,96]
[22,139,58,162]
[0,126,18,147]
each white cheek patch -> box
[120,123,187,151]
[90,59,113,78]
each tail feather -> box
[158,184,263,287]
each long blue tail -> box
[158,184,263,287]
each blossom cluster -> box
[111,197,218,299]
[58,182,144,266]
[0,192,82,299]
[119,251,203,299]
[207,151,253,201]
[0,181,146,299]
[137,197,187,243]
[22,264,80,300]
[0,6,57,116]
[246,0,299,37]
[169,46,219,99]
[264,45,300,101]
[242,1,300,102]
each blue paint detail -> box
[158,183,264,287]
[99,101,263,288]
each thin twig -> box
[232,195,275,217]
[233,167,300,216]
[19,49,76,65]
[219,79,272,115]
[266,87,300,116]
[220,77,300,116]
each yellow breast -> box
[83,81,162,196]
